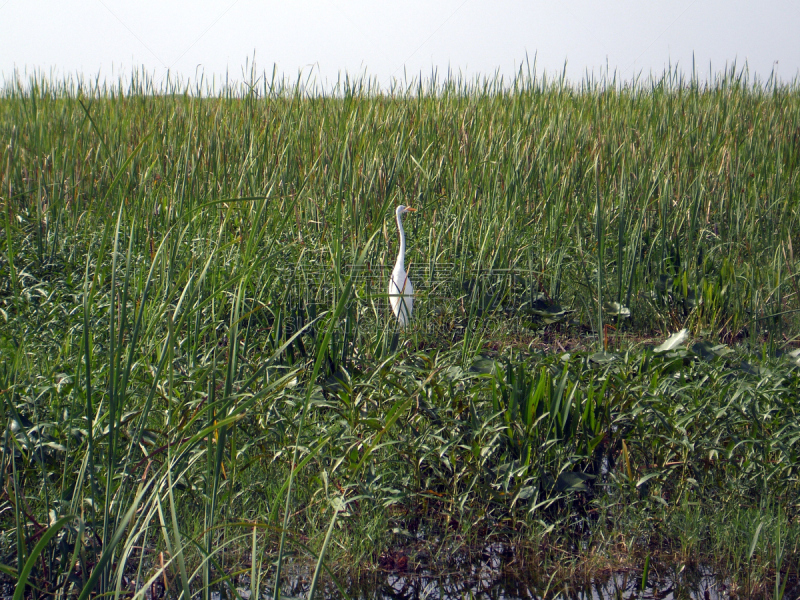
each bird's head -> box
[396,205,417,217]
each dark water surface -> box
[5,547,795,600]
[206,569,771,600]
[198,546,799,600]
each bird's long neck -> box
[395,210,406,271]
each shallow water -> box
[6,546,792,600]
[371,568,727,600]
[199,549,798,600]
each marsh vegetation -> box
[1,65,799,598]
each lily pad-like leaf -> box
[603,301,631,318]
[691,341,733,361]
[523,294,573,323]
[787,348,800,368]
[739,361,761,376]
[555,471,595,492]
[442,365,464,381]
[654,329,689,353]
[589,351,619,365]
[469,355,498,374]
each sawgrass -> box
[1,64,799,598]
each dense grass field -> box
[2,66,800,598]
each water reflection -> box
[148,549,798,600]
[227,564,746,600]
[372,566,729,600]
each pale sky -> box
[1,0,798,90]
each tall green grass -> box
[1,65,799,597]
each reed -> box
[1,64,798,597]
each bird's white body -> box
[389,263,414,327]
[389,205,415,327]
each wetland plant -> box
[1,64,799,598]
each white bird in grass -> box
[389,205,417,327]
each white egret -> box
[389,205,417,327]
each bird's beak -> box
[405,207,417,212]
